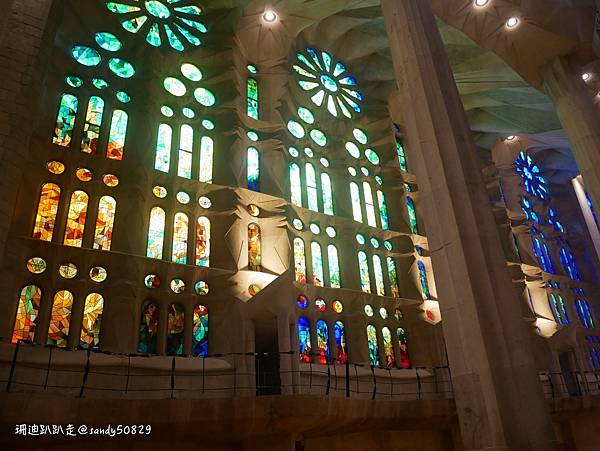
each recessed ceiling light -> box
[263,9,277,22]
[582,73,591,81]
[506,17,519,28]
[505,135,517,141]
[474,0,489,6]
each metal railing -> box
[539,370,600,399]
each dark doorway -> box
[254,320,281,396]
[559,350,581,396]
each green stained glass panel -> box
[365,149,380,165]
[194,88,216,106]
[287,120,305,138]
[108,58,135,78]
[72,46,101,66]
[106,2,141,13]
[377,190,389,230]
[328,245,341,288]
[116,91,131,103]
[164,77,186,96]
[310,129,327,147]
[165,24,184,51]
[122,16,147,33]
[66,76,83,88]
[311,241,324,287]
[146,23,161,46]
[358,251,371,293]
[181,63,202,81]
[95,32,122,51]
[146,0,171,18]
[155,123,172,172]
[92,78,109,89]
[297,107,314,124]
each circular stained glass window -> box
[92,78,109,89]
[330,300,342,314]
[76,168,93,182]
[379,307,388,319]
[47,161,65,175]
[182,107,195,119]
[164,77,186,96]
[395,308,403,321]
[288,147,299,158]
[325,226,336,238]
[103,174,119,187]
[348,167,357,176]
[315,298,326,312]
[304,148,314,158]
[292,218,304,230]
[194,87,215,106]
[296,294,309,309]
[202,119,215,130]
[95,31,122,51]
[176,192,190,204]
[365,149,380,165]
[353,128,368,144]
[198,196,211,208]
[170,278,185,293]
[247,130,259,141]
[181,62,203,81]
[370,237,380,248]
[144,274,160,288]
[153,186,167,198]
[66,76,83,88]
[356,234,365,245]
[59,262,77,279]
[116,91,131,103]
[384,240,393,251]
[90,266,107,282]
[247,204,260,217]
[248,284,261,296]
[309,223,320,234]
[195,280,209,295]
[364,304,374,317]
[109,58,135,78]
[320,157,329,168]
[72,45,101,66]
[375,175,383,186]
[297,107,314,124]
[161,105,174,117]
[26,257,47,274]
[310,129,327,147]
[287,120,305,139]
[345,142,360,158]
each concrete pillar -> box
[543,56,600,214]
[381,1,561,450]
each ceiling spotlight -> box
[505,135,517,141]
[474,0,489,6]
[582,72,591,81]
[263,9,277,22]
[506,17,519,28]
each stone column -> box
[543,56,600,213]
[381,1,561,450]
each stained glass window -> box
[406,196,419,234]
[94,196,116,250]
[373,255,385,296]
[294,237,307,283]
[559,247,581,281]
[247,147,260,191]
[248,223,261,271]
[247,77,259,120]
[334,321,348,364]
[358,251,371,293]
[306,163,318,212]
[315,320,330,364]
[396,137,408,172]
[147,207,166,259]
[64,190,88,247]
[515,152,549,200]
[80,293,104,349]
[12,285,41,343]
[327,245,341,288]
[155,123,172,172]
[298,316,312,362]
[138,300,159,353]
[319,172,335,215]
[417,261,431,300]
[172,212,189,264]
[311,241,324,287]
[53,94,78,146]
[367,324,380,367]
[167,303,185,355]
[178,124,193,179]
[387,257,399,298]
[81,96,104,154]
[377,190,389,230]
[363,182,377,227]
[192,304,209,356]
[397,327,411,367]
[382,327,396,368]
[549,293,564,325]
[350,182,362,223]
[576,299,595,329]
[107,109,128,160]
[290,163,302,207]
[195,216,210,267]
[199,136,213,183]
[47,290,73,348]
[33,183,61,241]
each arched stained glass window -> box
[199,136,214,183]
[406,196,418,234]
[81,96,104,154]
[53,93,78,147]
[548,293,567,325]
[397,327,411,367]
[532,238,550,273]
[559,247,581,281]
[195,216,210,267]
[12,285,41,343]
[172,212,189,264]
[382,327,395,368]
[306,163,318,212]
[248,222,261,271]
[417,261,431,300]
[33,183,61,241]
[558,294,570,325]
[396,137,408,172]
[363,182,377,227]
[366,324,380,367]
[358,251,371,293]
[192,304,208,356]
[139,300,159,353]
[542,243,555,275]
[247,146,260,191]
[80,293,104,349]
[294,237,307,283]
[377,190,389,230]
[147,207,166,259]
[47,290,73,348]
[321,173,334,215]
[290,163,302,207]
[247,77,259,120]
[372,255,385,296]
[315,320,330,364]
[576,299,595,329]
[327,244,341,288]
[311,241,324,287]
[155,123,172,173]
[298,316,312,362]
[178,124,193,179]
[387,257,399,298]
[334,321,348,364]
[94,195,116,250]
[167,303,185,355]
[350,182,362,223]
[106,109,128,160]
[64,190,88,247]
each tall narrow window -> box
[396,137,408,172]
[363,182,377,227]
[80,293,104,349]
[327,245,341,288]
[147,207,166,259]
[306,163,318,212]
[373,255,385,296]
[406,196,418,234]
[247,146,260,191]
[387,257,400,298]
[172,212,189,264]
[366,324,380,367]
[81,96,104,154]
[247,77,259,120]
[558,295,570,325]
[167,303,185,355]
[298,316,312,362]
[192,304,209,356]
[315,320,330,364]
[358,251,371,293]
[334,321,348,364]
[321,173,334,215]
[397,327,411,367]
[138,300,159,353]
[533,238,549,273]
[248,223,261,271]
[52,93,78,147]
[12,285,42,343]
[542,243,555,275]
[64,190,88,247]
[350,182,362,222]
[290,163,302,207]
[155,123,172,173]
[377,190,389,230]
[33,183,61,241]
[311,241,324,287]
[382,327,396,368]
[417,261,431,299]
[178,124,193,179]
[294,237,307,283]
[47,290,74,348]
[548,293,564,325]
[94,196,116,250]
[195,216,210,267]
[199,136,214,183]
[106,109,128,160]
